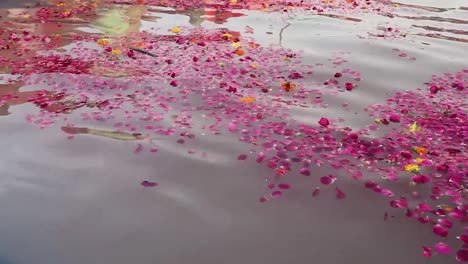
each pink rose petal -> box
[318,117,330,128]
[335,187,346,199]
[300,168,310,176]
[433,225,448,237]
[278,183,291,190]
[271,191,282,198]
[434,242,452,254]
[389,114,400,122]
[320,175,335,185]
[438,219,453,229]
[422,246,432,257]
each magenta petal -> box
[457,249,468,262]
[300,168,310,176]
[312,187,320,197]
[141,181,158,187]
[434,242,452,254]
[433,225,449,237]
[320,175,335,185]
[418,203,431,212]
[380,189,394,197]
[422,246,432,257]
[389,114,401,122]
[412,175,430,184]
[458,235,468,244]
[271,191,282,198]
[288,72,303,79]
[344,82,354,91]
[335,187,346,199]
[278,183,291,190]
[318,117,330,128]
[259,196,269,203]
[438,219,453,229]
[237,154,247,160]
[449,211,464,220]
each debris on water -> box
[61,126,147,141]
[141,180,158,187]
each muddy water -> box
[0,1,466,264]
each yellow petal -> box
[171,27,181,33]
[111,49,122,55]
[241,97,256,103]
[231,42,242,48]
[408,121,419,133]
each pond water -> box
[0,1,466,264]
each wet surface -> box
[0,1,467,264]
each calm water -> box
[0,1,466,264]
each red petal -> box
[458,235,468,244]
[457,249,468,262]
[422,246,432,257]
[412,175,430,184]
[335,187,346,199]
[320,175,335,185]
[278,183,291,190]
[433,225,449,237]
[318,117,330,127]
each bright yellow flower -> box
[223,33,233,38]
[404,164,420,173]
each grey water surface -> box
[0,1,467,264]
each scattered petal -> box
[433,225,449,237]
[141,181,158,187]
[318,117,330,128]
[434,242,452,254]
